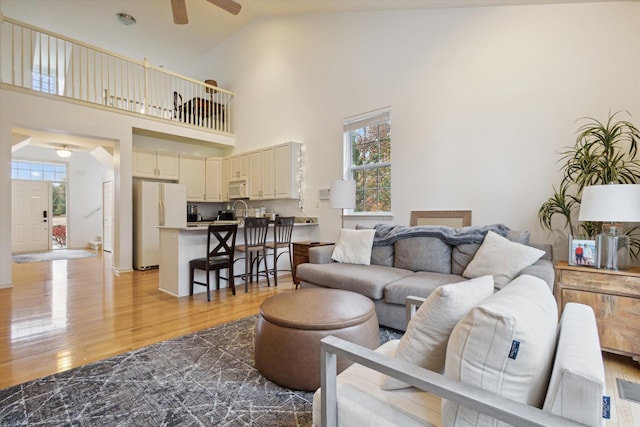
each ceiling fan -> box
[171,0,241,24]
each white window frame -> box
[343,107,392,214]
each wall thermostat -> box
[319,187,330,200]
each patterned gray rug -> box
[12,249,97,264]
[0,316,402,426]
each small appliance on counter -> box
[217,210,235,220]
[187,205,199,222]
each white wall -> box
[0,88,236,286]
[199,2,640,256]
[12,146,109,249]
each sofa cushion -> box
[382,276,494,390]
[296,262,414,300]
[312,340,441,427]
[451,231,533,275]
[394,237,452,273]
[331,229,376,265]
[543,303,605,427]
[462,231,545,288]
[442,274,558,427]
[383,271,467,306]
[371,244,395,267]
[451,243,481,276]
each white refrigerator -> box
[133,181,187,270]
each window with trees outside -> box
[343,108,391,213]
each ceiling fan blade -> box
[208,0,242,15]
[171,0,189,24]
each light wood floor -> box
[1,251,639,426]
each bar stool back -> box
[234,217,270,292]
[265,216,295,287]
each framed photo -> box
[568,236,597,267]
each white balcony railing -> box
[0,15,233,134]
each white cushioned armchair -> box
[313,275,607,427]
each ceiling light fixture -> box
[56,146,72,158]
[116,12,137,26]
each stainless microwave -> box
[228,179,249,199]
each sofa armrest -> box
[405,295,427,328]
[320,335,586,427]
[308,245,335,264]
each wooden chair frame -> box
[189,224,238,300]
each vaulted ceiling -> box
[1,0,632,74]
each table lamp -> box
[578,184,640,269]
[330,179,356,228]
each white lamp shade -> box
[330,180,356,209]
[578,184,640,222]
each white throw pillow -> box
[462,230,545,288]
[331,228,376,265]
[381,275,494,390]
[442,275,558,427]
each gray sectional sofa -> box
[296,224,554,331]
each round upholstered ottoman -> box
[254,288,380,391]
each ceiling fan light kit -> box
[56,146,72,158]
[171,0,242,25]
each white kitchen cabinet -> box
[205,157,223,202]
[133,149,179,180]
[179,155,206,201]
[249,148,275,200]
[222,158,231,201]
[229,153,249,179]
[274,142,301,199]
[249,150,263,199]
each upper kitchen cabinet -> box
[274,142,302,199]
[179,155,206,201]
[249,147,274,200]
[132,148,180,180]
[205,157,223,202]
[229,153,249,180]
[222,158,231,201]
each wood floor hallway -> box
[0,251,639,425]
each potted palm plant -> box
[538,110,640,258]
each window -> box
[343,108,391,213]
[32,69,58,94]
[11,160,67,182]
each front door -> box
[12,180,50,253]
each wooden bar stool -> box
[234,217,270,292]
[265,216,295,287]
[189,224,238,300]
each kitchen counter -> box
[176,217,318,231]
[163,222,318,231]
[158,220,318,297]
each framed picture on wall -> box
[568,236,597,267]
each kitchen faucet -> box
[232,199,249,218]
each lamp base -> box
[595,224,630,270]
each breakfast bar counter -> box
[158,221,318,297]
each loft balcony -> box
[0,15,234,135]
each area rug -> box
[12,249,97,264]
[0,316,403,426]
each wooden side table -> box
[555,261,640,362]
[292,241,334,287]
